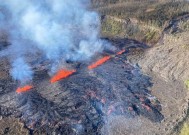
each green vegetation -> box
[95,0,189,27]
[145,30,160,44]
[138,1,189,27]
[101,16,160,44]
[101,18,123,36]
[185,80,189,89]
[92,0,189,45]
[179,20,189,31]
[180,123,189,135]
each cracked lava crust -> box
[0,40,164,135]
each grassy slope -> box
[92,0,189,45]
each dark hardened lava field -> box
[0,39,164,135]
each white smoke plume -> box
[0,0,112,84]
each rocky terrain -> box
[0,38,165,135]
[127,31,189,135]
[1,0,189,135]
[0,29,189,135]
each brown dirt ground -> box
[125,31,189,135]
[0,117,29,135]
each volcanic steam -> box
[0,0,113,85]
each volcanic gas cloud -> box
[0,0,113,89]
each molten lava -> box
[117,49,126,55]
[16,85,33,93]
[88,56,111,69]
[141,103,152,111]
[50,69,76,83]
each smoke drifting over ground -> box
[0,0,112,83]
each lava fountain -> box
[16,85,33,93]
[88,56,111,69]
[117,49,126,55]
[50,69,76,83]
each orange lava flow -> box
[117,49,126,55]
[50,69,76,83]
[88,56,111,70]
[16,85,33,93]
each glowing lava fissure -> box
[87,49,126,70]
[50,69,76,83]
[117,49,126,55]
[16,85,33,93]
[88,56,111,70]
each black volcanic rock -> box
[0,39,163,135]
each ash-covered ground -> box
[0,39,164,135]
